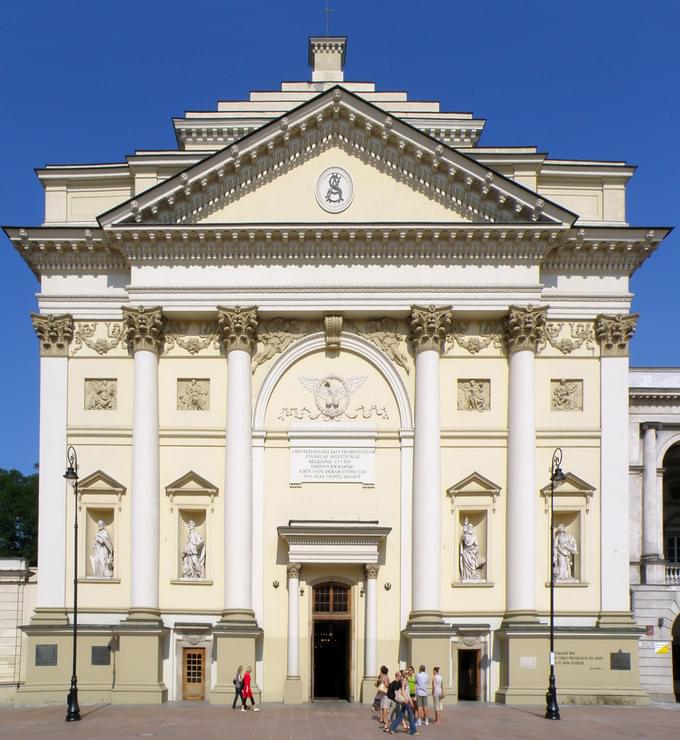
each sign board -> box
[290,446,375,484]
[610,651,631,671]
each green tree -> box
[0,468,38,565]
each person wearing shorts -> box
[415,664,429,725]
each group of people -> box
[373,664,444,735]
[231,665,260,711]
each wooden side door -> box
[182,647,206,701]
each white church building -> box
[3,36,676,705]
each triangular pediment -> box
[447,471,502,496]
[99,87,576,229]
[539,472,595,496]
[78,470,126,494]
[165,470,218,495]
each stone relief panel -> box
[544,322,596,355]
[279,374,390,421]
[448,320,504,356]
[177,379,210,411]
[551,379,583,411]
[346,318,411,373]
[457,379,490,412]
[252,318,313,372]
[84,379,117,410]
[164,321,220,356]
[72,322,126,356]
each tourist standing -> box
[232,665,244,709]
[432,666,443,725]
[415,664,429,725]
[240,666,260,711]
[377,665,391,728]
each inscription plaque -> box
[91,645,111,666]
[610,651,631,671]
[35,644,57,666]
[290,447,375,484]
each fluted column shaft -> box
[364,565,378,678]
[124,307,164,615]
[409,305,451,618]
[287,564,301,677]
[504,306,546,618]
[218,306,258,618]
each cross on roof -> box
[324,2,335,34]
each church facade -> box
[4,37,672,705]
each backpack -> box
[387,679,400,701]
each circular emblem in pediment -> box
[315,167,354,213]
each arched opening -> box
[312,582,351,701]
[662,444,680,584]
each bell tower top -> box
[308,36,347,82]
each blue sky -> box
[1,0,678,473]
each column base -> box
[641,557,666,585]
[283,677,304,704]
[361,676,380,705]
[501,610,540,627]
[30,607,69,625]
[111,616,168,705]
[407,609,444,625]
[404,619,455,698]
[597,611,639,628]
[209,618,263,705]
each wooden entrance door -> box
[182,647,206,700]
[312,583,351,700]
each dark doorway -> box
[458,649,481,701]
[313,619,350,699]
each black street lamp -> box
[545,447,566,720]
[64,446,81,722]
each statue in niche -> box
[90,520,114,578]
[459,517,485,581]
[553,524,578,582]
[551,379,581,411]
[181,520,206,579]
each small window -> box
[313,583,350,614]
[666,535,680,564]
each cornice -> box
[98,87,574,229]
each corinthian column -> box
[123,306,164,618]
[364,564,379,678]
[596,314,639,614]
[31,313,74,621]
[217,306,258,621]
[408,305,451,620]
[504,305,546,621]
[286,563,301,678]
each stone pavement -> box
[0,701,678,740]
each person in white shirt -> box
[415,665,429,726]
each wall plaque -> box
[91,645,111,666]
[610,651,631,671]
[35,644,57,666]
[290,446,374,484]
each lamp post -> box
[63,446,81,722]
[545,447,566,720]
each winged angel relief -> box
[278,375,390,421]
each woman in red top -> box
[241,666,260,711]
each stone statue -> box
[553,524,578,582]
[181,520,206,579]
[459,517,485,580]
[90,520,114,578]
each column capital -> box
[217,306,259,354]
[504,305,547,354]
[31,313,74,357]
[642,422,661,434]
[365,563,379,579]
[122,306,165,354]
[287,562,302,579]
[595,313,638,357]
[408,304,452,354]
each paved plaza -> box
[0,701,678,740]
